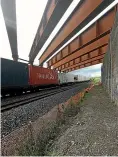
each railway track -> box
[1,82,88,112]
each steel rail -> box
[1,82,89,112]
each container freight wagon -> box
[58,73,75,84]
[66,73,75,83]
[74,75,78,82]
[1,58,29,95]
[58,73,67,84]
[76,75,90,82]
[1,58,59,96]
[29,65,59,87]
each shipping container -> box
[77,75,90,82]
[74,75,78,82]
[58,73,67,84]
[58,73,75,84]
[1,58,29,93]
[29,65,59,86]
[66,73,75,83]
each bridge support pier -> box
[102,11,118,105]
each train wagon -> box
[74,75,79,82]
[1,58,59,96]
[28,65,59,87]
[1,58,29,95]
[58,73,75,84]
[58,73,67,84]
[66,73,75,83]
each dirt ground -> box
[48,86,118,156]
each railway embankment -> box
[1,82,89,156]
[47,85,118,156]
[2,84,118,156]
[1,82,89,137]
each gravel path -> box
[1,82,89,137]
[50,86,118,156]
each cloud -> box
[91,71,101,77]
[70,63,102,77]
[0,0,48,61]
[0,6,12,59]
[16,0,48,61]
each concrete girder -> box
[39,0,116,65]
[1,0,18,61]
[29,0,73,64]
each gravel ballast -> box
[1,82,89,137]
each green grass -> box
[90,76,101,85]
[18,122,61,156]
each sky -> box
[0,0,48,62]
[69,63,102,77]
[0,0,80,63]
[16,0,48,63]
[0,5,12,60]
[0,0,111,77]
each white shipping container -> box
[58,73,67,84]
[66,73,75,83]
[74,75,78,82]
[58,73,75,84]
[76,75,90,82]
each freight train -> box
[1,58,90,96]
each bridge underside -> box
[1,0,118,71]
[47,8,115,72]
[29,0,73,64]
[47,7,117,72]
[28,0,117,72]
